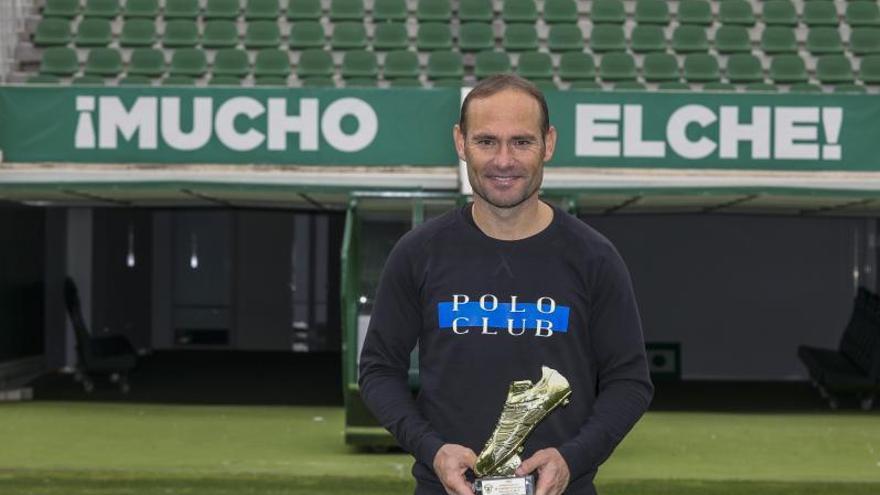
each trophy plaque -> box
[472,366,572,495]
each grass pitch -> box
[0,402,878,494]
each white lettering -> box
[452,317,469,334]
[667,104,716,159]
[576,104,620,157]
[509,295,526,313]
[507,319,527,336]
[535,320,554,337]
[480,317,498,335]
[215,97,266,152]
[74,96,96,149]
[774,107,820,160]
[479,294,498,311]
[321,98,378,152]
[267,97,319,151]
[719,106,771,159]
[98,96,158,149]
[623,105,665,158]
[536,297,556,314]
[452,294,469,312]
[161,97,213,151]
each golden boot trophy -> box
[473,366,572,495]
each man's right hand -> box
[432,443,477,495]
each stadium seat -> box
[714,26,751,53]
[417,0,452,22]
[672,25,709,53]
[201,21,239,48]
[169,48,208,76]
[743,83,776,92]
[503,24,538,52]
[330,0,365,21]
[254,49,291,77]
[630,25,666,53]
[517,52,554,80]
[245,0,281,21]
[569,80,601,90]
[345,77,378,87]
[643,53,680,82]
[72,75,106,85]
[83,0,120,18]
[789,83,823,93]
[212,48,250,77]
[388,78,422,87]
[204,0,240,20]
[128,48,166,76]
[43,0,80,19]
[816,55,854,84]
[164,0,200,19]
[502,1,538,23]
[803,2,839,27]
[847,2,880,28]
[289,22,326,49]
[208,75,243,85]
[531,79,558,91]
[433,78,463,87]
[163,75,196,85]
[599,52,636,81]
[76,19,113,47]
[40,47,79,76]
[547,24,584,51]
[635,0,670,25]
[860,55,880,84]
[592,0,626,24]
[834,84,867,93]
[120,19,157,47]
[33,19,71,47]
[475,51,512,79]
[558,52,596,81]
[373,23,408,50]
[658,81,690,90]
[850,28,880,55]
[677,0,713,26]
[543,0,578,24]
[341,50,378,79]
[331,22,368,50]
[300,77,335,87]
[726,54,764,83]
[244,21,282,48]
[459,22,495,52]
[119,75,153,85]
[287,0,322,20]
[28,74,62,83]
[255,75,288,86]
[459,0,494,23]
[297,49,334,78]
[762,1,798,26]
[761,27,797,54]
[426,51,464,80]
[683,53,720,82]
[590,25,626,53]
[769,54,808,83]
[806,27,844,54]
[373,0,408,22]
[163,20,200,48]
[719,0,756,26]
[703,82,735,91]
[614,81,646,90]
[84,47,122,76]
[417,23,453,51]
[383,50,420,79]
[124,0,159,18]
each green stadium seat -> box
[683,53,720,82]
[254,49,291,77]
[43,0,79,19]
[373,23,408,50]
[204,0,240,20]
[244,21,282,48]
[118,75,153,85]
[300,77,335,87]
[543,0,578,24]
[834,84,867,93]
[245,0,281,21]
[643,53,680,82]
[850,28,880,55]
[388,78,422,87]
[373,0,408,22]
[769,55,808,83]
[433,78,463,87]
[569,80,602,90]
[290,22,326,49]
[202,21,239,48]
[208,75,243,85]
[426,51,464,80]
[591,25,626,52]
[475,51,512,79]
[255,75,290,86]
[847,2,880,28]
[860,55,880,84]
[503,24,538,51]
[120,19,157,47]
[614,81,646,90]
[816,55,854,84]
[502,1,538,23]
[762,1,797,26]
[341,50,378,79]
[743,83,777,92]
[33,19,71,47]
[807,27,844,54]
[719,0,756,26]
[789,83,823,93]
[383,50,419,79]
[128,48,166,76]
[517,52,554,80]
[417,0,452,22]
[297,49,334,78]
[761,27,797,54]
[164,0,200,19]
[40,47,79,76]
[169,48,207,76]
[287,0,322,20]
[803,2,839,27]
[531,79,558,91]
[330,0,365,21]
[459,22,495,52]
[212,48,250,77]
[28,74,62,84]
[703,82,736,91]
[124,0,159,18]
[726,54,764,83]
[331,22,368,50]
[559,52,596,81]
[75,18,112,47]
[599,52,636,81]
[417,23,453,51]
[163,20,200,48]
[634,0,670,25]
[677,0,712,26]
[83,0,120,18]
[592,0,625,24]
[672,25,709,53]
[345,77,378,87]
[658,81,690,90]
[72,75,106,85]
[163,75,196,85]
[547,24,584,51]
[459,0,494,23]
[714,26,751,53]
[630,25,666,53]
[84,47,122,76]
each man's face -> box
[454,89,557,210]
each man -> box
[359,74,653,495]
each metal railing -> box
[0,0,34,83]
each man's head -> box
[454,75,557,210]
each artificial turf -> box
[0,402,878,494]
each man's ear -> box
[543,126,558,163]
[453,124,466,162]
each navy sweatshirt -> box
[358,202,653,495]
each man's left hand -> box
[515,448,570,495]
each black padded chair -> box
[63,277,138,393]
[798,287,880,410]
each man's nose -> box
[493,142,516,167]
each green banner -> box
[0,87,877,171]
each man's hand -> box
[433,443,477,495]
[515,448,570,495]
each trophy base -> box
[473,475,535,495]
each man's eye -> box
[476,139,494,146]
[515,140,533,147]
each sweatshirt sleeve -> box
[358,238,446,467]
[556,243,654,480]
